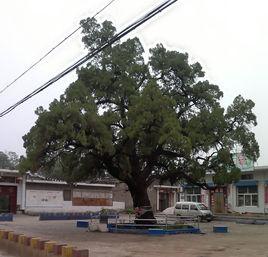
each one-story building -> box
[0,169,125,214]
[227,166,268,214]
[153,166,268,214]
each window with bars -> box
[185,187,201,202]
[237,186,258,207]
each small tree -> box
[0,151,19,169]
[21,18,259,220]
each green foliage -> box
[126,208,135,215]
[21,18,259,190]
[0,151,20,169]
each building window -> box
[241,174,254,180]
[237,186,258,207]
[185,187,201,202]
[63,190,72,201]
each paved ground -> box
[0,249,15,257]
[1,215,268,257]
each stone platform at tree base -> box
[107,223,201,235]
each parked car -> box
[162,201,213,222]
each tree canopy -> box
[21,18,259,211]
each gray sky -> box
[0,0,267,165]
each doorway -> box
[0,195,10,213]
[159,192,170,211]
[213,192,225,213]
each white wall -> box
[24,189,125,213]
[25,201,125,213]
[201,189,210,207]
[16,182,22,206]
[112,201,125,209]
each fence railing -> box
[109,213,199,231]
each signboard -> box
[232,153,254,172]
[72,189,113,206]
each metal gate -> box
[0,186,17,213]
[0,195,10,213]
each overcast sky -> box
[0,0,268,165]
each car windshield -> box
[197,204,208,210]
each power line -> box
[0,0,177,117]
[0,0,177,118]
[0,0,117,96]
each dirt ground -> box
[1,215,268,257]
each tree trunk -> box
[127,182,156,224]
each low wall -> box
[0,213,13,222]
[25,201,125,214]
[0,229,89,257]
[39,212,119,221]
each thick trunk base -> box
[128,182,157,225]
[134,206,156,225]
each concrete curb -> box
[0,228,89,257]
[214,215,268,224]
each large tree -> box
[21,18,259,219]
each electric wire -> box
[0,0,177,117]
[0,0,177,118]
[0,0,117,95]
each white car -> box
[163,201,213,222]
[162,206,175,215]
